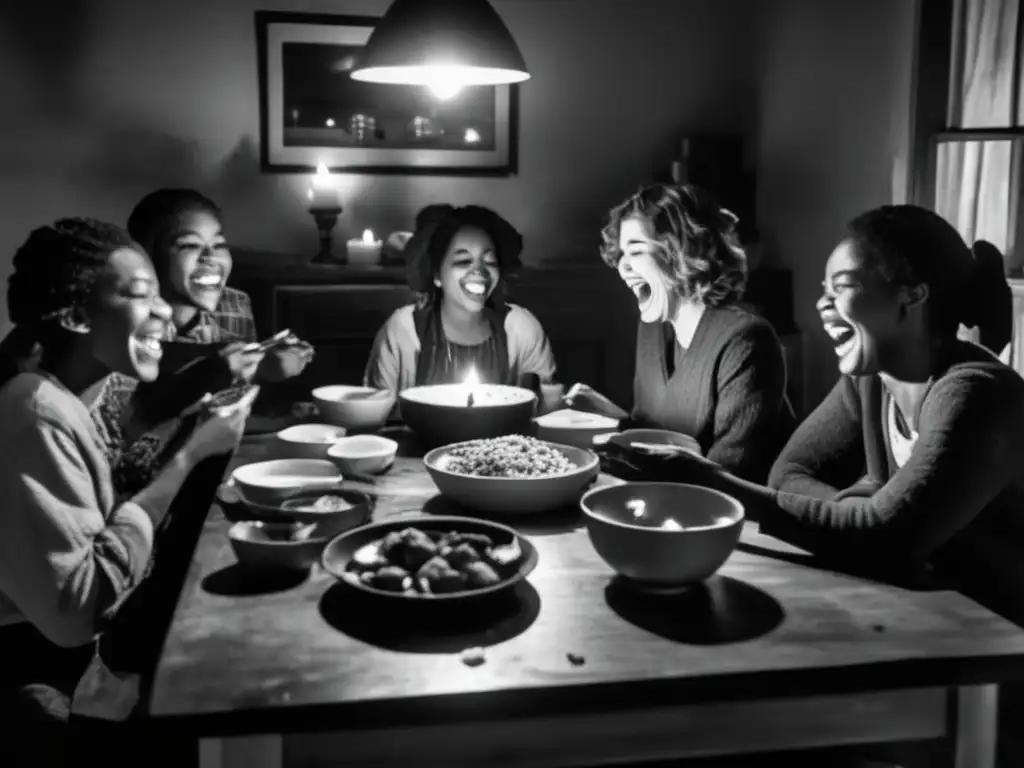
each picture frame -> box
[255,11,519,176]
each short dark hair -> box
[599,184,747,308]
[405,205,523,303]
[127,188,223,257]
[845,205,1010,348]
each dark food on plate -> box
[439,435,577,478]
[344,526,523,595]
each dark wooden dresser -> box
[230,250,804,415]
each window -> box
[913,0,1024,274]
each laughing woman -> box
[0,220,246,741]
[365,204,556,393]
[569,184,795,483]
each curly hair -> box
[599,184,747,308]
[404,204,523,305]
[0,217,137,387]
[845,206,1010,348]
[127,188,223,258]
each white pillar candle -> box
[308,163,341,210]
[346,229,383,265]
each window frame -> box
[910,0,1024,274]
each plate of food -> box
[423,434,600,514]
[321,516,538,602]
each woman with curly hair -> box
[570,183,795,483]
[0,219,247,745]
[365,204,556,393]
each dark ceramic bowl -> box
[399,384,536,447]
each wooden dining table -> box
[147,429,1024,768]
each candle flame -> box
[463,366,480,387]
[362,229,374,244]
[316,162,330,177]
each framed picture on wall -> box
[255,11,519,176]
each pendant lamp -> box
[350,0,530,98]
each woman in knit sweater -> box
[0,220,246,746]
[605,205,1023,622]
[365,205,556,397]
[569,184,796,483]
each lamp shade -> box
[350,0,530,88]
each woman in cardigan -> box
[0,220,246,751]
[569,183,795,483]
[365,204,556,394]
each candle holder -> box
[309,207,344,264]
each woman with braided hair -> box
[0,219,247,738]
[364,204,556,397]
[567,183,796,483]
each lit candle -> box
[307,163,341,210]
[346,228,383,266]
[463,365,481,407]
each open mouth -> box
[824,322,857,358]
[461,279,490,299]
[130,330,164,365]
[626,279,652,306]
[190,267,224,291]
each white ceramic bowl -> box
[423,439,600,515]
[275,423,348,460]
[581,482,744,590]
[312,385,395,431]
[327,435,398,475]
[534,408,622,449]
[231,459,343,506]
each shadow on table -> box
[420,494,585,536]
[318,580,542,653]
[201,563,310,596]
[604,575,784,645]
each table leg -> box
[199,735,282,768]
[953,685,998,768]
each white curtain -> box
[936,0,1020,257]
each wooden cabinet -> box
[230,251,801,414]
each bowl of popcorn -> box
[580,482,744,592]
[423,434,600,515]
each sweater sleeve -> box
[364,312,404,394]
[507,306,557,383]
[761,368,1024,563]
[707,320,789,481]
[0,418,155,648]
[766,376,866,498]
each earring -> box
[434,279,442,288]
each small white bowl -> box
[231,459,343,506]
[327,435,398,475]
[534,408,621,449]
[312,385,395,431]
[275,423,348,460]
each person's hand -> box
[597,436,721,485]
[181,401,249,465]
[563,383,629,421]
[257,338,315,383]
[218,341,265,384]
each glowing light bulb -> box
[429,78,463,100]
[464,128,481,143]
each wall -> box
[754,0,919,410]
[0,0,758,335]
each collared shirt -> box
[165,287,258,345]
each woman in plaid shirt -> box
[96,189,314,496]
